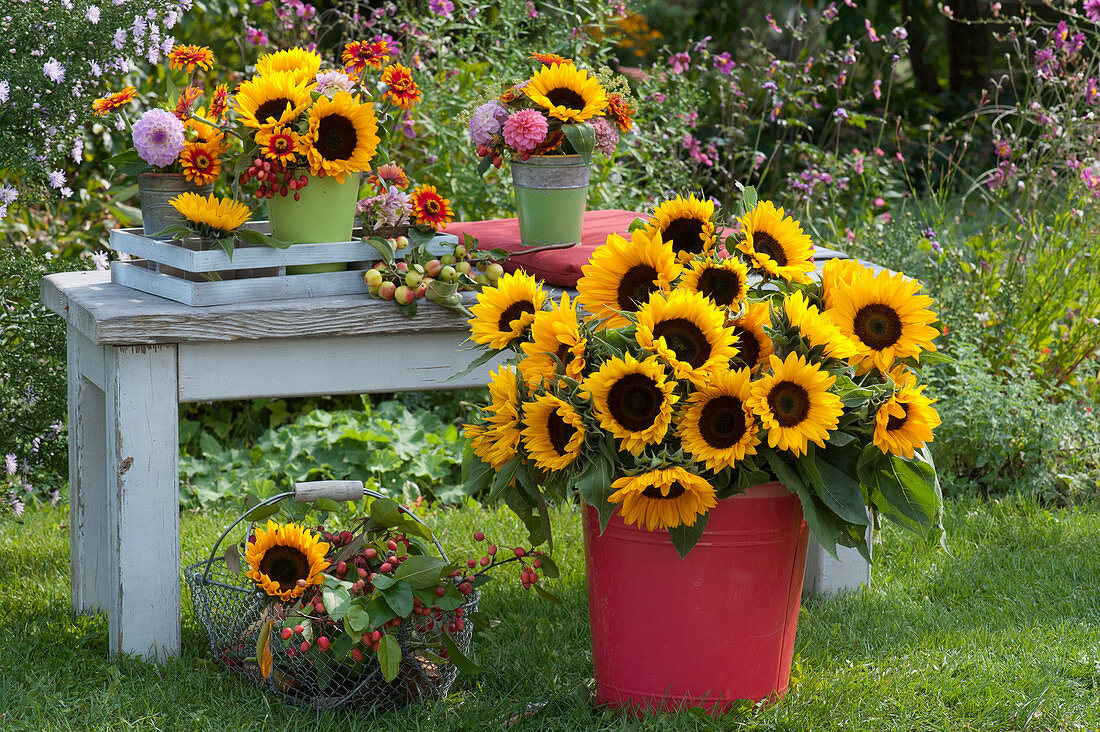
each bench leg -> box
[104,344,180,662]
[68,325,109,615]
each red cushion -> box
[447,209,647,288]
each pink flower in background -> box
[1086,0,1100,22]
[525,1,538,18]
[873,79,882,100]
[428,0,454,18]
[132,108,185,167]
[1087,77,1099,105]
[86,5,101,23]
[590,116,619,157]
[713,52,735,75]
[245,25,269,46]
[668,52,691,74]
[502,109,548,153]
[681,133,712,166]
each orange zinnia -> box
[168,44,214,72]
[174,85,203,121]
[529,51,572,66]
[607,93,634,132]
[342,40,390,75]
[367,163,410,192]
[179,142,222,185]
[209,84,229,121]
[91,86,136,116]
[381,64,422,110]
[411,185,453,229]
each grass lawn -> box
[2,495,1100,731]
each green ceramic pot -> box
[510,155,590,248]
[268,172,360,274]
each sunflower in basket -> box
[245,520,330,601]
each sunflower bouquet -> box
[467,52,635,170]
[461,189,946,557]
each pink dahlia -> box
[502,109,548,154]
[590,116,619,157]
[132,108,185,168]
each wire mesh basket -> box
[184,481,478,711]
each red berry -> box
[294,624,305,634]
[488,545,497,556]
[299,640,311,652]
[479,556,491,567]
[533,558,542,569]
[337,561,347,575]
[316,636,331,652]
[466,559,476,568]
[358,567,368,580]
[387,539,398,551]
[371,630,382,642]
[473,532,485,542]
[365,548,378,560]
[280,627,293,640]
[379,562,393,573]
[459,582,472,595]
[350,648,363,663]
[435,587,446,597]
[513,547,526,558]
[314,602,326,614]
[340,531,354,544]
[293,192,301,201]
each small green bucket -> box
[511,155,590,248]
[268,172,360,273]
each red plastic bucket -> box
[584,481,808,714]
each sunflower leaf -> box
[533,583,562,604]
[224,544,241,575]
[868,453,939,541]
[446,348,501,383]
[243,502,280,522]
[236,227,292,250]
[627,217,648,233]
[766,450,840,558]
[669,512,709,559]
[813,452,872,526]
[106,148,153,177]
[477,154,493,176]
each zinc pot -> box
[138,172,213,239]
[584,481,808,714]
[510,155,589,248]
[267,171,360,274]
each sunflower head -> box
[524,62,608,123]
[634,288,740,382]
[873,377,941,459]
[645,194,717,263]
[678,367,760,472]
[576,227,682,329]
[519,292,586,387]
[681,258,749,310]
[244,520,330,601]
[464,365,524,469]
[736,200,815,284]
[608,468,717,531]
[748,352,844,457]
[583,353,678,455]
[468,271,547,349]
[170,192,252,239]
[185,108,229,154]
[727,301,774,370]
[521,393,587,472]
[303,91,381,183]
[820,257,867,310]
[256,47,322,86]
[784,290,859,361]
[234,72,312,130]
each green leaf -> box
[739,184,758,214]
[441,632,485,675]
[243,502,280,522]
[767,451,839,559]
[627,217,648,233]
[365,596,397,628]
[534,553,560,579]
[669,512,709,559]
[447,348,501,383]
[486,456,522,503]
[814,454,871,525]
[381,580,414,617]
[314,497,343,513]
[106,149,153,177]
[477,154,493,176]
[344,602,371,634]
[394,555,446,590]
[370,497,403,528]
[377,634,401,683]
[533,583,562,604]
[236,227,291,250]
[563,122,596,164]
[869,454,940,540]
[331,630,354,660]
[364,235,395,263]
[322,584,351,618]
[371,573,398,590]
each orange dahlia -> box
[342,40,391,75]
[168,44,214,72]
[381,64,422,110]
[411,185,454,229]
[91,87,136,116]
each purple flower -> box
[713,52,735,75]
[0,81,7,104]
[590,116,619,157]
[245,25,269,46]
[526,0,538,17]
[892,26,908,39]
[1035,48,1057,78]
[92,251,109,270]
[4,454,15,475]
[49,490,61,506]
[1054,20,1070,48]
[113,28,126,50]
[48,170,65,189]
[668,52,691,74]
[823,3,837,20]
[865,19,880,42]
[0,185,16,205]
[1086,0,1100,22]
[43,59,65,83]
[873,79,882,100]
[681,133,712,166]
[469,100,508,147]
[428,0,454,18]
[10,494,25,517]
[86,5,101,22]
[132,108,185,168]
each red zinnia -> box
[91,86,137,116]
[179,142,222,185]
[607,93,634,132]
[168,44,215,72]
[367,163,410,192]
[342,40,391,76]
[529,51,572,66]
[410,185,454,230]
[381,64,422,110]
[209,84,229,121]
[174,85,203,121]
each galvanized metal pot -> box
[138,172,213,239]
[510,155,590,248]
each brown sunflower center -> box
[254,97,292,125]
[662,217,706,256]
[853,303,903,350]
[698,267,744,307]
[886,403,909,432]
[545,87,586,111]
[258,546,310,592]
[731,325,762,368]
[699,395,748,449]
[767,380,811,427]
[607,373,663,431]
[642,482,687,499]
[547,409,577,456]
[752,231,788,266]
[616,264,659,312]
[555,342,574,369]
[652,318,711,368]
[316,114,359,161]
[497,300,536,335]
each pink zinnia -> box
[502,109,548,154]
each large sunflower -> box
[784,290,859,360]
[303,91,381,183]
[826,267,939,372]
[634,289,739,382]
[645,194,717,262]
[681,257,749,310]
[678,367,760,472]
[170,193,252,238]
[255,47,322,86]
[463,365,524,469]
[519,292,586,387]
[576,228,681,329]
[736,200,815,284]
[873,370,941,458]
[727,301,774,370]
[185,107,229,154]
[523,62,608,123]
[521,393,587,472]
[749,352,843,457]
[245,520,330,601]
[608,467,717,531]
[468,271,547,349]
[583,353,678,455]
[820,257,867,310]
[233,72,312,130]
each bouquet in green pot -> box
[461,189,946,557]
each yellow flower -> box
[519,292,586,387]
[645,194,717,263]
[820,257,867,310]
[168,44,214,72]
[468,271,546,350]
[873,370,941,459]
[680,258,749,310]
[255,47,322,86]
[583,353,678,455]
[178,142,222,186]
[464,365,524,469]
[678,367,760,472]
[608,467,717,531]
[255,125,303,165]
[244,520,330,601]
[826,267,940,373]
[749,352,844,457]
[303,91,381,183]
[634,289,739,382]
[576,227,681,329]
[727,301,774,370]
[784,290,859,360]
[185,107,229,155]
[736,200,815,284]
[523,62,608,123]
[170,192,251,238]
[233,72,312,130]
[521,393,587,472]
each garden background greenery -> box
[2,0,1100,728]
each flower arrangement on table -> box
[461,189,945,557]
[467,52,636,169]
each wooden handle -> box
[293,480,364,503]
